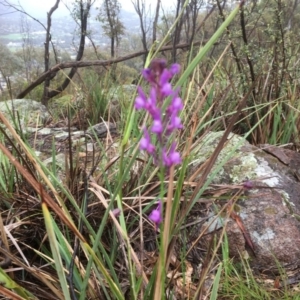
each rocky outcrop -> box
[0,99,50,128]
[27,122,117,170]
[186,132,300,274]
[0,102,117,174]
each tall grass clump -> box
[80,69,112,125]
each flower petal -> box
[170,63,180,75]
[135,86,147,109]
[140,129,155,153]
[149,200,163,225]
[151,119,163,134]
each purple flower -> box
[147,88,161,119]
[243,180,254,189]
[160,70,173,96]
[135,58,183,232]
[151,119,163,134]
[142,68,152,82]
[135,86,147,109]
[161,82,172,96]
[167,114,183,134]
[149,200,163,230]
[162,143,182,167]
[170,63,180,75]
[140,128,155,153]
[111,208,121,218]
[167,94,183,115]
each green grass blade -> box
[0,267,37,299]
[82,243,125,300]
[42,202,71,300]
[52,221,83,291]
[209,263,223,300]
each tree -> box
[16,42,199,99]
[0,0,95,105]
[97,0,125,58]
[183,0,203,44]
[172,0,185,62]
[42,0,60,105]
[152,0,161,43]
[131,0,150,63]
[45,0,95,104]
[131,0,161,64]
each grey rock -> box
[0,99,50,129]
[108,84,137,99]
[86,122,117,138]
[43,153,67,170]
[186,131,300,273]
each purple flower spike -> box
[135,58,183,232]
[140,128,155,153]
[135,58,183,169]
[149,200,163,230]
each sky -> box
[2,0,175,17]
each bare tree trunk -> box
[172,0,184,62]
[152,0,161,43]
[132,0,150,64]
[42,0,60,105]
[111,37,115,58]
[104,0,115,58]
[185,0,203,45]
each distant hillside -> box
[0,6,140,52]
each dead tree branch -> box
[16,40,206,99]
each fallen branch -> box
[17,40,205,99]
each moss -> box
[264,207,278,215]
[190,131,259,184]
[230,153,258,183]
